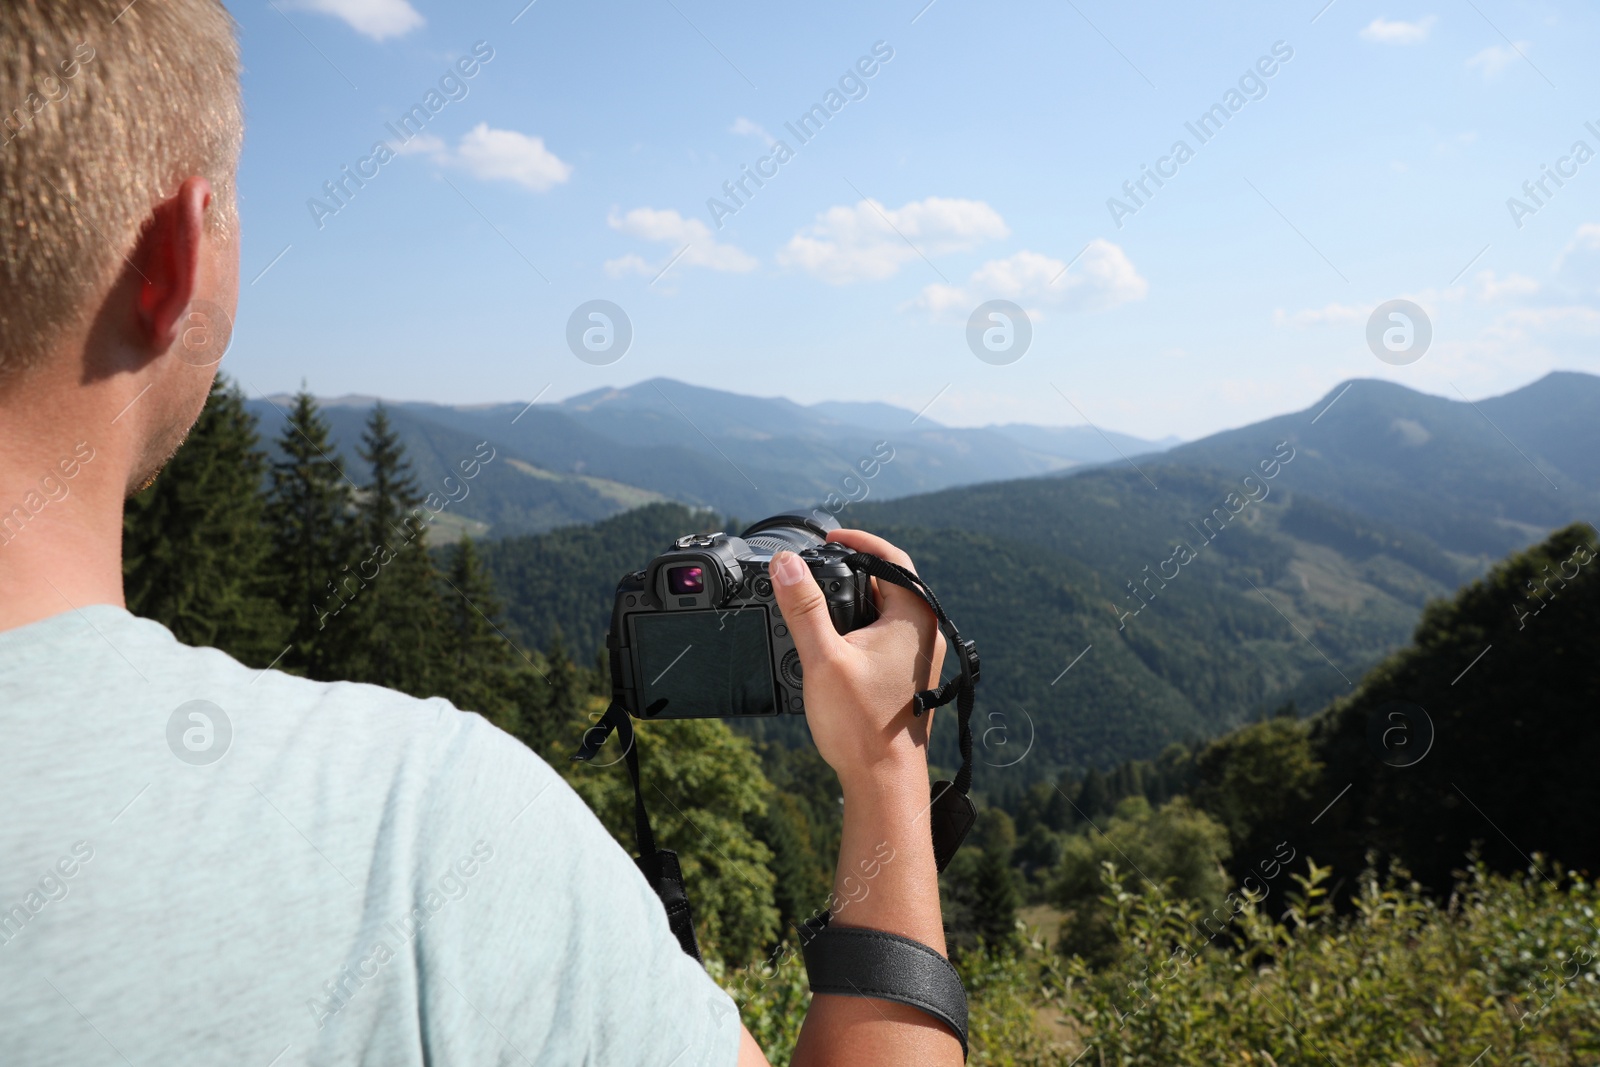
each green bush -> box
[1063,856,1600,1065]
[562,713,780,965]
[1055,797,1232,967]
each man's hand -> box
[766,528,964,1067]
[768,529,947,795]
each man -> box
[0,3,963,1064]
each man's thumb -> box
[769,551,843,666]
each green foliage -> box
[1055,796,1232,967]
[945,809,1023,956]
[1280,492,1465,586]
[745,743,841,938]
[266,388,356,680]
[434,537,516,713]
[1000,744,1203,900]
[714,951,813,1067]
[1192,717,1322,856]
[1219,522,1600,893]
[753,792,832,939]
[561,716,781,965]
[332,404,447,696]
[957,945,1070,1066]
[1064,857,1600,1065]
[123,376,288,665]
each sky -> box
[224,0,1600,440]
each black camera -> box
[606,511,878,719]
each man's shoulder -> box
[117,609,566,846]
[12,606,531,785]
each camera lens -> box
[667,565,705,596]
[739,514,829,557]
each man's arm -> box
[737,528,963,1067]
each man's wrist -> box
[837,757,930,818]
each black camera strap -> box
[839,551,979,871]
[574,700,704,963]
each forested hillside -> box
[476,462,1465,777]
[1198,520,1600,891]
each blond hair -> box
[0,0,242,378]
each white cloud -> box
[395,125,572,192]
[604,207,757,277]
[1499,305,1600,332]
[1467,42,1529,79]
[1472,270,1539,301]
[913,241,1147,318]
[1276,274,1534,329]
[778,197,1009,284]
[729,117,775,147]
[288,0,423,40]
[391,133,445,157]
[1273,302,1367,328]
[1360,16,1437,44]
[456,124,572,191]
[1555,222,1600,271]
[917,283,969,317]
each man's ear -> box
[133,176,213,354]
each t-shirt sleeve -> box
[406,709,743,1067]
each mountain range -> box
[452,371,1596,781]
[244,370,1594,780]
[1153,372,1600,559]
[246,380,1179,539]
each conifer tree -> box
[970,846,1022,953]
[1077,768,1110,821]
[338,404,445,696]
[543,628,579,717]
[756,792,833,934]
[124,375,288,665]
[438,536,517,715]
[265,388,354,680]
[942,807,1021,956]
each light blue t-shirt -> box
[0,607,741,1066]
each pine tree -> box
[543,628,579,716]
[123,375,288,665]
[265,388,354,680]
[756,792,832,934]
[970,846,1021,952]
[1077,768,1110,821]
[337,404,446,696]
[437,536,517,715]
[969,809,1020,952]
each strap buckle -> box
[958,638,980,685]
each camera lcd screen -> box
[631,607,778,718]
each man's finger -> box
[828,528,915,570]
[828,528,935,630]
[769,550,845,669]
